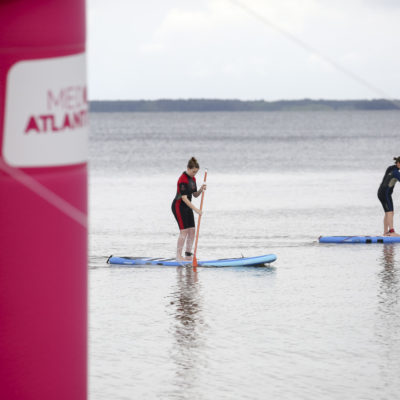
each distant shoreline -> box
[89,99,400,112]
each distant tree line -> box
[89,99,400,112]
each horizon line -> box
[89,98,400,102]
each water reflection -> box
[378,245,399,310]
[167,267,206,398]
[376,245,400,389]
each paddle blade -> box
[192,255,198,268]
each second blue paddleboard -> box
[319,236,400,244]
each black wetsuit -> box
[378,165,400,212]
[171,172,197,229]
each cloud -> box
[363,0,400,8]
[87,0,400,100]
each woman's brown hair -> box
[187,157,199,169]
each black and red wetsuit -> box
[172,171,197,230]
[378,165,400,212]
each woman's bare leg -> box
[176,229,189,260]
[383,212,389,235]
[185,227,196,259]
[384,212,395,235]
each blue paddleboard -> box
[319,236,400,244]
[107,254,277,267]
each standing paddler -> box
[378,156,400,236]
[171,157,207,260]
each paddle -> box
[192,169,207,270]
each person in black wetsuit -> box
[378,156,400,236]
[172,157,206,260]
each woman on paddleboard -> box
[378,156,400,236]
[172,157,206,260]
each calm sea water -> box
[89,111,400,400]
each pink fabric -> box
[0,1,87,399]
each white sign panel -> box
[3,53,88,167]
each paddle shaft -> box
[192,170,207,267]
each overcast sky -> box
[87,0,400,101]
